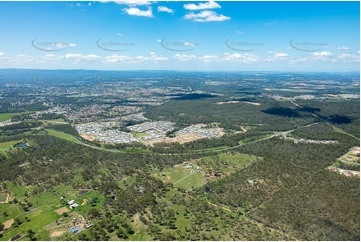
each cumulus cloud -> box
[104,54,132,63]
[5,54,35,64]
[149,52,168,62]
[173,54,197,61]
[274,52,288,57]
[123,7,153,17]
[184,1,221,10]
[199,53,259,63]
[264,52,289,62]
[313,51,332,57]
[184,10,230,22]
[199,54,220,62]
[223,53,259,63]
[337,46,350,51]
[104,52,167,63]
[157,6,174,14]
[65,53,101,62]
[0,52,3,56]
[338,53,359,62]
[41,54,64,62]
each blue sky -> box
[0,0,359,71]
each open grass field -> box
[154,164,206,190]
[45,129,80,143]
[195,152,260,178]
[153,152,261,191]
[41,119,68,125]
[0,182,105,241]
[0,140,23,153]
[0,112,34,122]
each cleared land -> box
[0,192,8,203]
[0,140,23,153]
[46,129,80,143]
[0,182,104,241]
[338,146,360,163]
[155,164,206,190]
[154,152,260,190]
[54,207,69,215]
[0,112,34,122]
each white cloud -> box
[136,56,148,61]
[41,54,64,62]
[338,53,359,62]
[104,52,167,63]
[184,10,230,22]
[199,54,220,62]
[264,52,289,62]
[123,7,153,17]
[149,52,168,62]
[158,6,174,14]
[65,53,101,62]
[0,52,3,56]
[313,51,332,57]
[152,56,168,61]
[199,53,259,63]
[184,1,221,10]
[105,54,132,63]
[337,46,350,50]
[274,52,288,57]
[173,54,197,61]
[5,54,35,64]
[223,53,259,63]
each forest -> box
[0,72,359,241]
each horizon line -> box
[0,68,359,73]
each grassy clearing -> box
[0,182,104,240]
[45,129,80,143]
[0,140,23,153]
[155,164,206,190]
[0,112,34,122]
[202,152,260,174]
[41,119,68,125]
[154,152,260,190]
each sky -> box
[0,0,359,71]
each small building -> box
[70,203,79,209]
[68,200,75,205]
[85,222,93,228]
